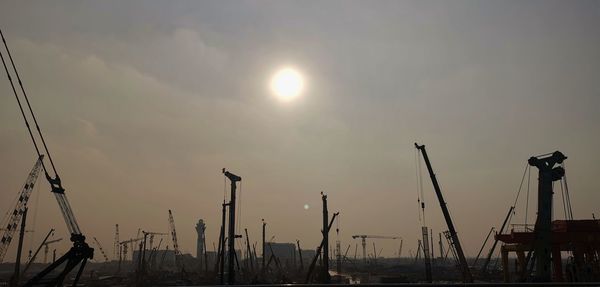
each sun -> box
[270,67,304,101]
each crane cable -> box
[223,174,227,202]
[0,29,58,180]
[561,162,573,220]
[236,181,242,248]
[28,181,42,252]
[414,148,425,224]
[524,166,531,226]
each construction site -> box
[1,1,600,286]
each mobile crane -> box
[1,29,94,286]
[415,143,473,283]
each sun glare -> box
[270,67,304,101]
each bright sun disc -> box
[270,67,304,101]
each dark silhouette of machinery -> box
[351,235,400,264]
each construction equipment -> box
[143,231,167,251]
[321,192,330,283]
[422,226,432,282]
[93,237,110,262]
[195,219,207,271]
[415,143,473,283]
[42,238,63,264]
[305,211,339,283]
[168,210,182,269]
[262,219,266,270]
[147,237,163,271]
[119,237,143,262]
[1,29,94,286]
[244,228,254,272]
[216,203,227,284]
[0,157,43,263]
[351,235,400,264]
[9,207,28,286]
[526,151,567,281]
[223,168,242,284]
[474,227,495,266]
[398,239,404,258]
[296,240,304,271]
[22,229,54,276]
[113,224,120,261]
[482,206,513,273]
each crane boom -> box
[1,29,93,286]
[0,156,43,263]
[93,237,110,262]
[351,235,400,239]
[351,235,401,264]
[415,143,473,283]
[168,210,181,268]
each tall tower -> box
[195,219,206,265]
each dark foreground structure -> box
[498,219,600,282]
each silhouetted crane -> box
[42,238,63,264]
[119,237,143,262]
[93,237,110,262]
[351,235,400,264]
[1,29,94,286]
[0,157,43,263]
[415,143,473,283]
[168,210,182,268]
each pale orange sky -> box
[1,1,599,262]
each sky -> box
[0,1,599,262]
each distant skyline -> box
[1,0,599,262]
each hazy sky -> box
[1,1,599,262]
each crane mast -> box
[528,151,566,281]
[168,210,181,268]
[223,168,241,284]
[114,224,120,261]
[0,156,43,263]
[415,143,473,283]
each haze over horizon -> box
[1,1,599,263]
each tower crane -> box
[138,230,168,273]
[0,156,43,263]
[119,237,143,262]
[93,237,110,262]
[351,235,401,264]
[1,29,93,286]
[415,143,473,283]
[142,231,167,251]
[42,238,63,264]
